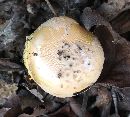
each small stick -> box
[44,0,57,16]
[111,88,119,115]
[81,92,88,117]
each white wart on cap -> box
[23,16,104,98]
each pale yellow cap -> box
[23,16,104,98]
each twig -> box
[100,102,111,117]
[65,0,69,14]
[44,0,57,16]
[81,93,88,117]
[111,88,119,116]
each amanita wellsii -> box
[23,16,104,98]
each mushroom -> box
[23,16,104,98]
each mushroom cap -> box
[23,16,104,98]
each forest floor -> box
[0,0,130,117]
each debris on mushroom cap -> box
[23,16,104,98]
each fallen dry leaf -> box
[18,114,35,117]
[0,108,10,117]
[110,10,130,34]
[67,97,92,117]
[81,7,130,88]
[48,104,77,117]
[0,59,22,71]
[97,0,130,20]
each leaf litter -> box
[0,0,130,117]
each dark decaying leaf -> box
[48,103,77,117]
[0,2,28,49]
[81,7,130,88]
[97,0,130,21]
[4,106,22,117]
[0,0,14,19]
[110,9,130,34]
[0,59,22,71]
[118,87,130,111]
[18,89,43,110]
[81,7,110,30]
[94,25,130,87]
[94,26,116,79]
[67,97,92,117]
[18,114,35,117]
[0,108,10,117]
[31,106,45,116]
[99,37,130,87]
[3,95,21,108]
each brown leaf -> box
[110,10,130,34]
[18,113,35,117]
[94,26,116,79]
[81,85,113,116]
[0,108,10,117]
[18,90,42,110]
[3,95,21,108]
[117,87,130,111]
[81,7,110,30]
[67,97,92,117]
[81,7,130,88]
[97,0,129,21]
[48,104,76,117]
[0,59,22,71]
[4,106,22,117]
[91,86,112,108]
[32,107,45,116]
[98,31,130,87]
